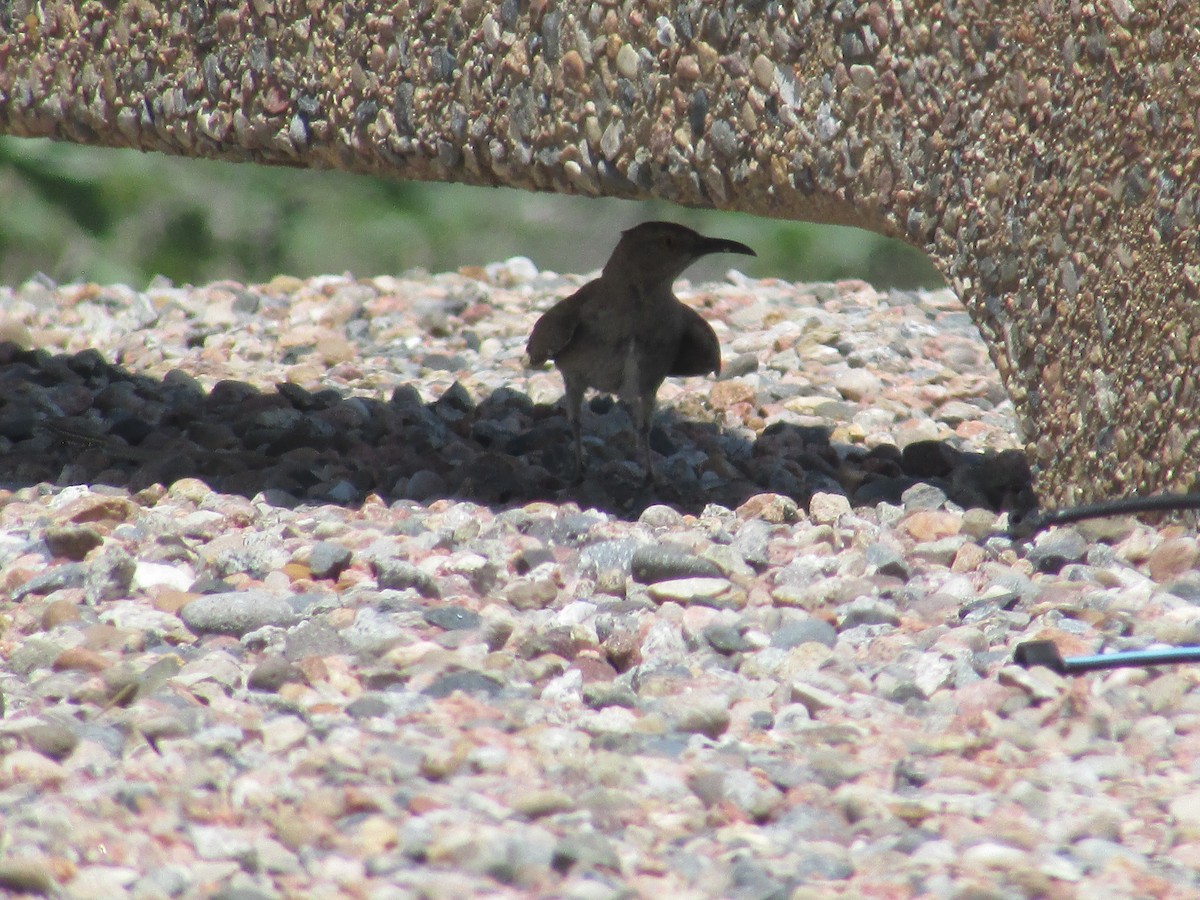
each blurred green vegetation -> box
[0,136,944,289]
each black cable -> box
[1014,639,1200,673]
[1007,491,1200,539]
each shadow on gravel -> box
[0,344,1034,519]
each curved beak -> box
[695,235,757,258]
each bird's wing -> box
[669,305,721,376]
[526,283,598,365]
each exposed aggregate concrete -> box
[2,268,1200,898]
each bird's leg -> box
[572,417,585,482]
[564,377,587,482]
[638,427,654,486]
[618,343,658,486]
[633,395,658,486]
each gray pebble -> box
[837,598,902,629]
[372,557,440,597]
[12,563,87,600]
[8,638,64,676]
[514,625,580,660]
[513,545,554,573]
[1166,576,1200,603]
[748,710,775,730]
[704,623,750,654]
[688,769,781,820]
[422,669,504,698]
[136,866,191,898]
[718,353,759,379]
[771,618,838,649]
[638,504,684,528]
[901,482,949,511]
[731,519,771,569]
[181,591,299,637]
[578,539,643,578]
[583,683,639,709]
[284,619,351,659]
[307,541,352,579]
[793,846,855,880]
[808,750,868,789]
[84,547,137,604]
[340,606,413,654]
[424,606,482,631]
[865,542,911,580]
[551,832,620,873]
[200,532,289,580]
[667,697,731,739]
[247,656,306,692]
[79,722,126,758]
[536,511,605,546]
[1026,528,1089,573]
[631,543,724,584]
[0,860,56,896]
[43,525,104,561]
[321,480,361,504]
[24,719,80,760]
[345,694,391,719]
[286,591,334,615]
[912,536,965,567]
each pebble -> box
[837,597,902,629]
[833,368,882,401]
[421,669,504,698]
[43,525,104,560]
[0,272,1194,898]
[808,492,850,524]
[371,557,440,597]
[1169,791,1200,836]
[1148,537,1199,583]
[0,859,56,896]
[771,617,838,649]
[23,720,80,760]
[180,590,299,636]
[790,680,847,715]
[132,560,194,592]
[865,542,911,579]
[665,696,731,739]
[631,544,724,583]
[12,563,88,599]
[424,606,482,631]
[903,509,961,541]
[307,540,352,579]
[703,623,751,654]
[246,656,306,692]
[0,749,67,787]
[615,43,639,79]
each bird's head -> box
[603,221,756,288]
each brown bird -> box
[526,221,755,482]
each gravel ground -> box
[1,262,1199,899]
